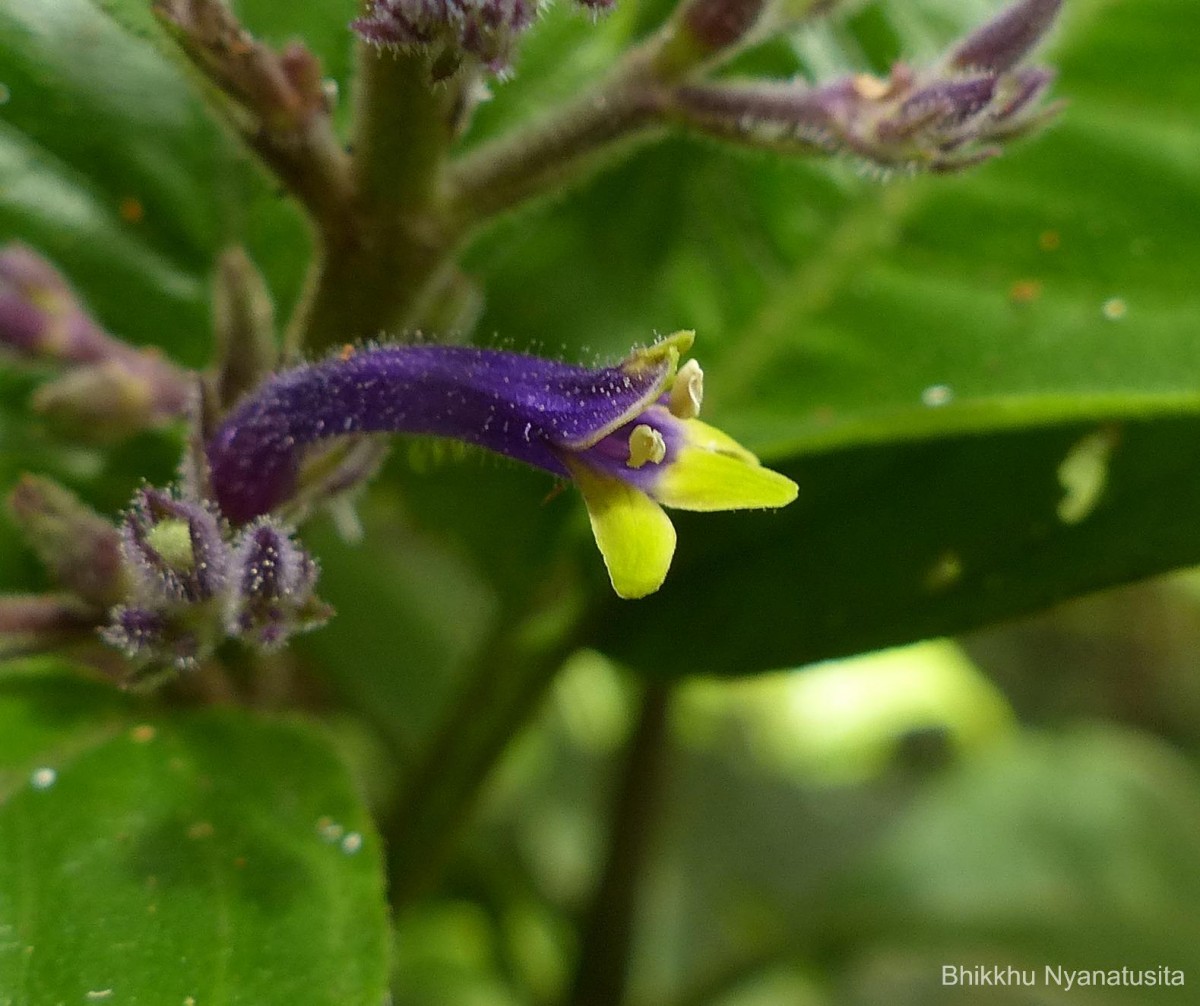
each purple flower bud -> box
[100,482,330,670]
[228,519,329,650]
[948,0,1062,74]
[353,0,537,73]
[100,605,203,669]
[101,606,167,658]
[896,76,996,130]
[0,244,192,437]
[680,0,768,55]
[121,488,230,605]
[0,244,110,363]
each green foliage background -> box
[2,0,1199,1002]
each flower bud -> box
[121,488,230,605]
[154,0,331,131]
[1,244,192,439]
[0,244,110,363]
[33,362,160,443]
[100,605,203,670]
[212,247,278,411]
[228,519,330,650]
[948,0,1062,74]
[673,0,1062,174]
[6,475,125,608]
[353,0,537,74]
[679,0,768,58]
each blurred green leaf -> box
[830,725,1200,998]
[0,0,310,365]
[0,663,389,1005]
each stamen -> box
[668,359,704,419]
[627,424,667,469]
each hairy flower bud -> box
[948,0,1062,73]
[227,520,330,650]
[353,0,538,74]
[121,488,229,606]
[100,484,328,674]
[6,475,125,608]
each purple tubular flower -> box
[208,342,674,524]
[208,333,797,598]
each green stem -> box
[445,39,675,231]
[566,681,674,1006]
[383,603,591,908]
[286,44,464,354]
[443,0,824,230]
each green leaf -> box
[0,664,389,1005]
[0,0,310,365]
[468,0,1200,675]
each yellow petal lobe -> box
[654,420,798,512]
[565,458,677,599]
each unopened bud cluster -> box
[102,487,329,672]
[353,0,612,77]
[673,0,1062,172]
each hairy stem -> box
[443,0,840,229]
[567,681,674,1006]
[445,36,682,231]
[286,45,463,354]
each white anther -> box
[668,359,704,419]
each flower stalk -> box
[152,0,353,240]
